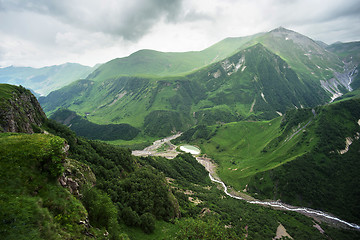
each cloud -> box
[0,0,359,67]
[0,0,185,40]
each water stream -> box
[208,172,360,230]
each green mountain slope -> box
[178,98,360,224]
[50,108,140,141]
[255,27,343,81]
[326,41,360,63]
[326,41,360,91]
[2,83,360,239]
[0,63,95,96]
[86,33,264,81]
[40,43,327,139]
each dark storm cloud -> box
[0,0,184,41]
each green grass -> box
[0,133,94,239]
[0,84,18,100]
[87,33,264,82]
[40,42,328,140]
[120,220,181,240]
[105,133,157,150]
[185,113,317,191]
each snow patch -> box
[339,137,353,155]
[261,92,268,103]
[221,56,245,76]
[320,63,358,102]
[241,66,246,72]
[249,98,256,113]
[276,111,283,116]
[109,91,127,106]
[358,119,360,126]
[212,69,221,78]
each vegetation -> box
[40,41,330,140]
[50,108,140,140]
[43,119,178,236]
[0,133,93,239]
[247,99,360,224]
[180,98,360,226]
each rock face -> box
[59,158,96,196]
[0,84,46,133]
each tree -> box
[140,212,155,234]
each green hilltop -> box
[87,33,264,81]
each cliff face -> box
[0,84,46,133]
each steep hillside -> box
[86,33,263,81]
[327,41,360,63]
[246,27,355,101]
[2,84,360,239]
[326,41,360,91]
[50,108,140,141]
[0,84,46,133]
[178,98,360,224]
[0,63,95,96]
[40,43,327,139]
[0,133,99,239]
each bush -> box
[122,206,140,227]
[140,212,155,234]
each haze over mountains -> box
[37,27,359,139]
[0,63,97,96]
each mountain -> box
[50,108,140,141]
[176,98,360,224]
[2,83,359,239]
[86,33,264,81]
[0,63,96,96]
[40,40,331,138]
[326,41,360,92]
[0,83,46,133]
[38,27,360,143]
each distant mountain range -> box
[38,27,359,139]
[0,63,98,96]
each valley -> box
[2,25,360,240]
[131,132,360,230]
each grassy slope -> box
[0,133,92,239]
[181,99,360,224]
[40,43,327,142]
[0,83,18,100]
[182,110,316,191]
[255,27,343,82]
[87,33,264,81]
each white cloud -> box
[0,0,359,67]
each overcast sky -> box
[0,0,359,68]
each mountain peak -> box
[270,26,294,34]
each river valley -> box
[132,134,360,230]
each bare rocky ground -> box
[132,132,182,159]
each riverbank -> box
[132,134,360,230]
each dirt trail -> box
[132,132,182,159]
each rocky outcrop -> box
[59,158,96,196]
[0,84,46,133]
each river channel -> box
[132,134,360,230]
